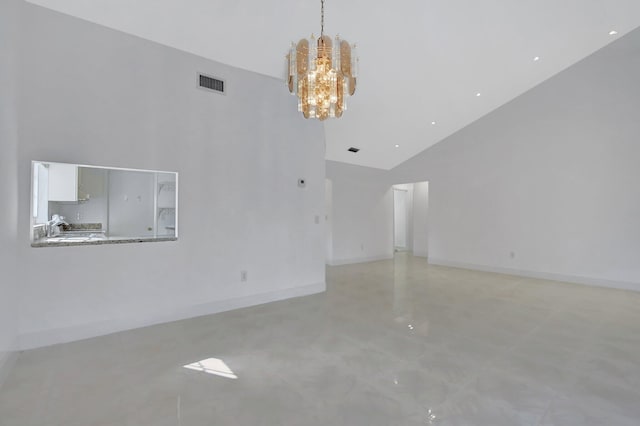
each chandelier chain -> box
[321,0,324,36]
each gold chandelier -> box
[287,0,358,121]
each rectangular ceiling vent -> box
[348,147,360,153]
[198,73,225,94]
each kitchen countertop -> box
[31,236,177,248]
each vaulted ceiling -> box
[26,0,640,169]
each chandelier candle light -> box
[287,0,358,120]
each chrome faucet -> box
[46,214,69,237]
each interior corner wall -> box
[326,161,394,265]
[14,2,326,350]
[390,28,640,291]
[0,0,20,382]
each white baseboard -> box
[428,258,640,292]
[0,349,19,390]
[18,282,326,351]
[328,255,394,266]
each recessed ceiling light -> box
[476,92,481,97]
[609,30,618,35]
[431,121,436,125]
[394,144,400,148]
[533,56,540,61]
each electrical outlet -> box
[510,251,515,259]
[240,271,248,282]
[314,215,320,224]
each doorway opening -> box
[392,182,429,257]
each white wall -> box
[324,179,333,264]
[412,182,429,258]
[326,29,640,290]
[326,161,393,265]
[14,2,326,349]
[0,0,20,382]
[391,28,640,290]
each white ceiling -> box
[26,0,640,170]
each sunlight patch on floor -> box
[183,358,238,379]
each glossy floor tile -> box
[2,253,640,425]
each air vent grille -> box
[348,147,360,153]
[199,74,225,94]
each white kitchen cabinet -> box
[48,164,107,202]
[48,163,78,202]
[78,167,106,200]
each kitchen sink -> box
[46,231,107,242]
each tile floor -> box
[1,253,640,425]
